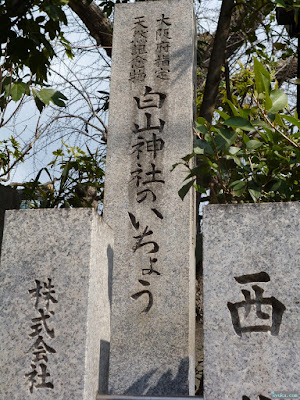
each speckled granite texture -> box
[0,209,113,400]
[103,0,196,395]
[203,203,300,400]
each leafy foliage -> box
[177,58,300,203]
[0,0,72,83]
[0,137,23,176]
[21,143,105,209]
[0,0,71,111]
[0,0,72,181]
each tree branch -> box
[68,0,113,57]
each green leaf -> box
[248,188,261,202]
[216,110,230,120]
[281,114,300,130]
[226,100,239,116]
[32,89,45,112]
[51,90,68,107]
[268,89,288,113]
[214,128,237,150]
[178,179,195,200]
[230,180,247,196]
[194,139,214,155]
[194,147,205,155]
[271,180,282,191]
[36,88,56,105]
[274,0,286,6]
[228,146,240,155]
[253,57,270,95]
[34,89,67,107]
[197,117,207,125]
[5,82,28,101]
[224,116,254,131]
[196,123,208,135]
[252,120,271,129]
[246,140,263,150]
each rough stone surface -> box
[203,203,300,400]
[0,209,113,400]
[104,0,196,395]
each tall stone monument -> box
[0,209,113,400]
[104,0,196,395]
[203,203,300,400]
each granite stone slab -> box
[203,203,300,400]
[103,0,196,395]
[0,209,113,400]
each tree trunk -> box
[199,0,235,123]
[68,0,113,57]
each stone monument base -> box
[0,209,113,400]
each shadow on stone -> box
[172,45,195,82]
[123,357,189,396]
[0,185,20,258]
[107,244,114,307]
[99,340,111,394]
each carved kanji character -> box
[128,214,159,253]
[30,335,56,355]
[146,133,165,158]
[32,348,48,363]
[134,86,166,109]
[137,188,157,203]
[156,41,171,53]
[132,43,147,56]
[128,212,139,230]
[132,133,164,159]
[131,54,147,69]
[143,163,165,185]
[130,69,146,82]
[25,364,38,393]
[227,272,286,336]
[157,14,171,26]
[29,280,43,309]
[142,257,161,276]
[133,112,165,133]
[132,136,145,159]
[155,70,170,80]
[133,16,148,30]
[133,225,159,254]
[36,363,54,389]
[156,28,171,41]
[151,208,163,219]
[30,309,55,339]
[130,163,143,187]
[131,279,153,313]
[42,279,58,310]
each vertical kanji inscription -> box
[130,16,148,82]
[26,279,58,393]
[155,14,172,80]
